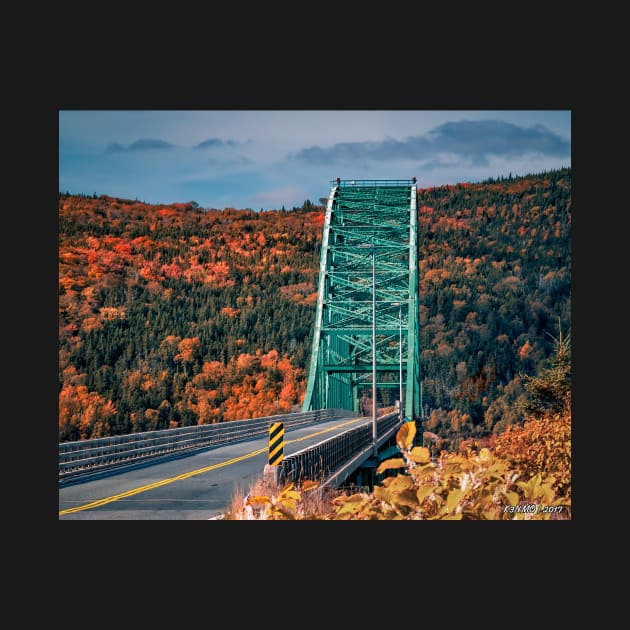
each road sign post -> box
[268,422,284,466]
[264,422,284,487]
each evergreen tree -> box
[518,319,571,417]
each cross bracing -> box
[302,179,421,421]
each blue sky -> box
[59,110,571,211]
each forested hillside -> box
[58,168,570,447]
[416,168,571,449]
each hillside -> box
[58,168,571,447]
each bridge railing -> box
[59,408,348,483]
[331,179,415,188]
[278,411,401,488]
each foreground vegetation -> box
[225,402,571,520]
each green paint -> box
[302,180,421,427]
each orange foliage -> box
[307,211,325,227]
[174,337,201,364]
[519,340,533,358]
[113,241,133,257]
[234,353,256,373]
[220,307,241,318]
[87,263,104,279]
[59,384,118,440]
[139,263,161,281]
[81,316,103,333]
[436,342,452,357]
[261,349,279,369]
[99,306,126,320]
[493,410,571,497]
[161,262,183,279]
[423,269,443,284]
[85,236,100,250]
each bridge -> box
[303,178,420,424]
[58,179,421,519]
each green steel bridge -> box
[302,178,421,432]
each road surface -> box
[59,415,370,520]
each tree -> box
[518,318,570,417]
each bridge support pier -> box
[345,456,379,492]
[344,428,403,491]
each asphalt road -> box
[59,415,370,520]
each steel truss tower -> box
[302,179,420,423]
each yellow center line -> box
[59,416,366,516]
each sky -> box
[59,110,571,211]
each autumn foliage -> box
[493,407,571,498]
[59,169,570,444]
[230,411,571,520]
[59,195,322,441]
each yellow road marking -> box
[59,416,366,515]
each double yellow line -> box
[59,416,364,516]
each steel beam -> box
[302,180,421,424]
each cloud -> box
[105,137,241,155]
[105,142,126,153]
[129,138,174,151]
[105,138,174,152]
[195,138,238,149]
[206,156,252,167]
[420,154,469,170]
[292,119,570,168]
[426,120,569,162]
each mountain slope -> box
[58,168,570,447]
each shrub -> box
[493,405,571,498]
[226,418,571,520]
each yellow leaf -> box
[409,446,431,464]
[282,490,301,501]
[335,504,362,518]
[273,503,297,519]
[447,488,464,512]
[395,489,420,510]
[280,481,295,493]
[384,475,415,493]
[301,480,318,492]
[376,458,406,474]
[416,485,434,502]
[246,495,271,505]
[478,447,491,461]
[374,486,392,504]
[410,464,435,482]
[334,495,366,516]
[279,498,297,511]
[396,421,416,450]
[332,493,363,506]
[505,491,519,506]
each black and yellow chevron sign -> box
[268,422,284,465]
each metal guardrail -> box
[278,411,401,488]
[59,408,348,483]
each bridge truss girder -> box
[302,179,421,422]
